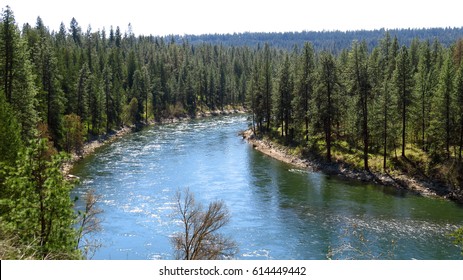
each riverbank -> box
[62,126,133,178]
[241,129,462,202]
[63,108,247,178]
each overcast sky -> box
[4,0,463,36]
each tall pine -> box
[393,46,414,158]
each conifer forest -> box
[1,6,463,259]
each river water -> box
[71,115,463,260]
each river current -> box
[71,115,463,260]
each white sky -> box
[4,0,463,36]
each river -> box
[71,115,463,260]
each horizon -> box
[4,0,463,37]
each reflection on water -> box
[72,115,463,260]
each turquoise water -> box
[71,115,463,259]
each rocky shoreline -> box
[62,126,133,178]
[241,129,461,202]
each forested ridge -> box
[174,28,463,52]
[1,5,463,259]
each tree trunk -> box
[446,93,451,159]
[459,118,463,161]
[422,88,426,151]
[326,81,332,162]
[383,83,388,170]
[402,92,406,158]
[363,96,369,171]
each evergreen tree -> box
[293,42,315,144]
[69,17,81,46]
[347,40,371,170]
[107,46,124,126]
[0,93,22,164]
[133,65,151,123]
[377,32,398,169]
[393,46,414,157]
[316,52,339,162]
[0,7,38,140]
[88,74,104,135]
[1,6,15,103]
[262,44,273,132]
[3,138,79,259]
[75,63,90,122]
[435,52,455,158]
[414,40,437,151]
[274,54,294,142]
[62,113,84,155]
[455,63,463,160]
[248,56,264,134]
[31,28,65,146]
[103,65,114,133]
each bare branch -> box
[171,188,237,260]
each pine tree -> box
[414,40,437,151]
[88,74,104,135]
[393,46,414,158]
[69,17,81,46]
[1,6,15,104]
[435,52,455,158]
[134,65,151,123]
[293,42,315,144]
[3,138,79,259]
[0,93,22,164]
[316,52,339,162]
[103,65,114,133]
[374,33,396,169]
[263,44,273,132]
[347,40,371,171]
[29,22,65,146]
[455,63,463,160]
[62,113,84,155]
[0,7,38,140]
[274,54,293,142]
[248,56,264,134]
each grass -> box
[252,123,462,195]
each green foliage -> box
[394,46,414,157]
[0,94,22,164]
[3,5,463,258]
[62,113,84,155]
[346,40,372,170]
[274,54,294,142]
[123,97,139,125]
[0,7,38,140]
[315,51,339,162]
[292,42,315,144]
[2,138,80,259]
[455,63,463,160]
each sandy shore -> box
[241,129,459,201]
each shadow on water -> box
[72,115,463,260]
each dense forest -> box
[174,28,463,52]
[1,5,463,258]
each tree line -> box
[1,5,463,258]
[248,33,463,194]
[177,28,463,52]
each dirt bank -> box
[241,129,459,201]
[62,126,132,178]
